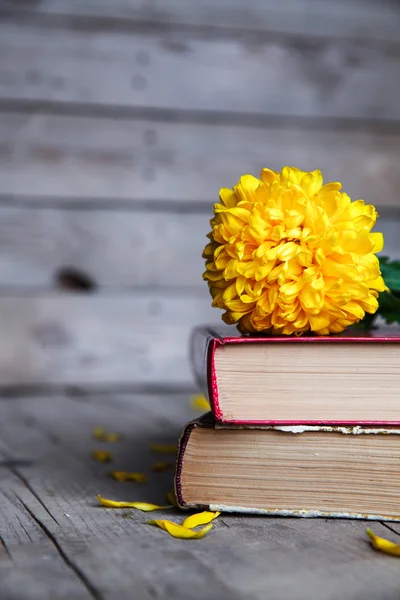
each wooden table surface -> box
[1,391,400,600]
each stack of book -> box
[175,326,400,520]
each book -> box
[190,325,400,425]
[175,414,400,520]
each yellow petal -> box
[93,426,122,442]
[151,461,174,473]
[110,471,147,483]
[97,495,172,511]
[149,444,177,454]
[296,247,312,267]
[190,394,211,412]
[308,312,332,332]
[302,169,323,196]
[260,167,278,184]
[370,232,384,253]
[182,511,220,529]
[93,426,106,440]
[276,242,299,262]
[219,188,237,208]
[148,520,213,539]
[91,450,113,463]
[366,528,400,557]
[369,276,387,293]
[105,433,122,443]
[234,174,262,204]
[222,282,238,302]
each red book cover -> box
[190,324,400,426]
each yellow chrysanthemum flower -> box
[203,166,387,335]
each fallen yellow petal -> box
[93,426,122,442]
[366,528,400,557]
[149,444,177,454]
[110,471,147,483]
[93,426,106,440]
[167,490,179,507]
[191,394,211,412]
[151,461,174,473]
[148,519,213,539]
[91,450,113,463]
[182,511,221,529]
[97,494,172,511]
[103,432,123,443]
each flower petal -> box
[97,495,172,511]
[91,450,113,463]
[191,394,211,412]
[93,426,122,442]
[93,426,106,440]
[149,444,177,454]
[148,520,213,539]
[151,461,174,473]
[110,471,147,483]
[203,166,387,336]
[369,232,384,253]
[366,528,400,557]
[182,511,220,529]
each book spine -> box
[174,420,196,508]
[189,327,224,420]
[189,326,212,395]
[207,338,224,421]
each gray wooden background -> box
[0,0,399,391]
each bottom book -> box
[175,414,400,521]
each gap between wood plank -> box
[0,384,198,399]
[381,522,400,537]
[0,534,11,559]
[0,194,213,213]
[11,468,60,525]
[0,286,205,296]
[1,6,400,51]
[0,194,399,219]
[3,100,400,134]
[15,496,104,600]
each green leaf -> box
[379,256,400,293]
[357,257,400,328]
[375,291,400,326]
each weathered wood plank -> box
[1,393,400,600]
[0,393,187,536]
[381,218,400,260]
[1,113,400,211]
[0,470,94,600]
[0,207,210,288]
[1,23,400,121]
[0,208,397,290]
[0,293,219,387]
[1,0,399,44]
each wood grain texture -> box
[1,392,400,600]
[0,208,397,290]
[1,0,399,44]
[1,22,400,121]
[0,293,220,387]
[1,113,400,211]
[0,207,210,288]
[0,473,95,600]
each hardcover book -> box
[190,325,400,425]
[175,414,400,520]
